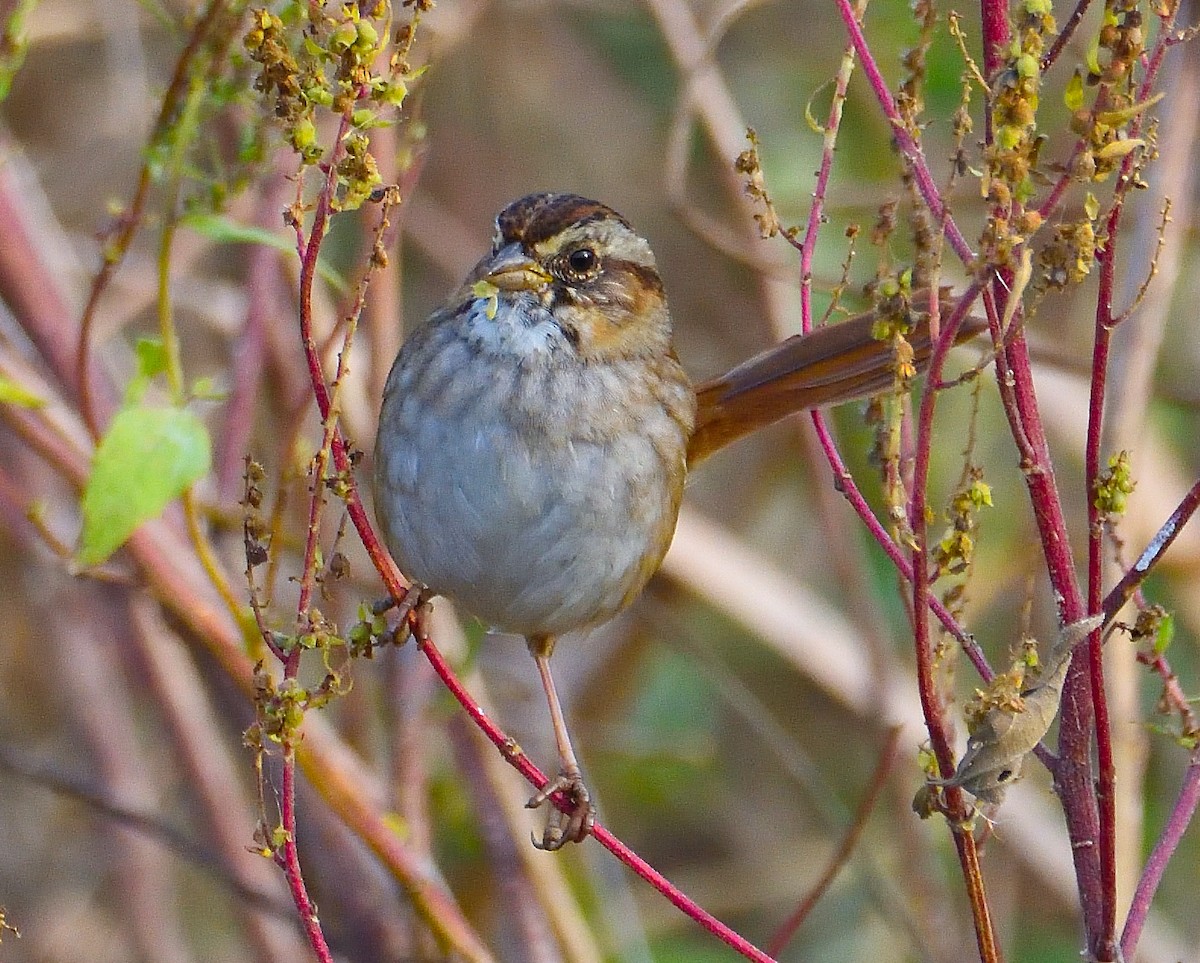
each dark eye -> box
[566,247,598,274]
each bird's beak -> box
[482,244,552,292]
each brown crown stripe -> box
[496,193,629,248]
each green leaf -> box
[135,337,168,378]
[190,375,225,400]
[77,406,212,566]
[0,375,46,408]
[1064,71,1084,112]
[1154,612,1175,656]
[181,211,348,293]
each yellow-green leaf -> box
[1064,71,1084,112]
[1094,138,1145,161]
[77,406,212,566]
[0,375,45,408]
[181,212,348,294]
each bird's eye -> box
[566,247,598,275]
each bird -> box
[374,192,979,849]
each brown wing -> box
[687,291,986,466]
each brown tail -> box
[687,292,985,466]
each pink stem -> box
[799,32,858,333]
[1103,479,1200,622]
[1120,758,1200,957]
[279,748,334,963]
[909,285,999,960]
[978,0,1008,144]
[988,286,1102,938]
[809,284,995,680]
[416,635,778,962]
[1085,211,1119,962]
[831,0,974,266]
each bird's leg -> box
[525,634,594,850]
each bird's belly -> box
[374,384,684,639]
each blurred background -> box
[1,0,1199,960]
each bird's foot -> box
[526,769,594,851]
[370,583,432,647]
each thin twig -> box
[909,280,999,963]
[1103,478,1200,623]
[75,0,233,438]
[1120,755,1200,958]
[831,0,974,266]
[798,9,862,334]
[766,727,902,957]
[413,632,781,963]
[1041,0,1095,73]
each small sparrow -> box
[375,192,975,849]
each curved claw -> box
[527,771,594,851]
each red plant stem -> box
[286,102,373,962]
[279,748,334,963]
[1078,17,1182,947]
[979,0,1009,144]
[293,113,355,624]
[415,635,778,963]
[292,117,408,604]
[990,284,1103,941]
[909,288,999,962]
[1085,215,1120,962]
[832,0,973,266]
[911,292,981,771]
[766,728,901,958]
[1103,479,1200,623]
[978,0,1009,77]
[969,2,1193,952]
[1041,0,1096,72]
[1120,755,1200,957]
